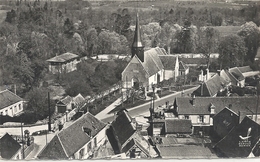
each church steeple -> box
[132,13,144,62]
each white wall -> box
[163,70,174,80]
[178,114,211,126]
[0,101,23,117]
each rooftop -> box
[175,96,258,115]
[0,133,21,159]
[38,112,106,159]
[165,119,192,134]
[46,52,79,63]
[0,89,23,110]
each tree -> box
[25,87,55,120]
[238,21,260,63]
[218,34,247,69]
[197,27,220,68]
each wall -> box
[164,70,174,80]
[178,114,211,126]
[0,101,23,117]
[122,59,148,89]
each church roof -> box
[159,55,176,70]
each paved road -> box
[100,86,199,123]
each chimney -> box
[114,112,117,121]
[228,104,232,109]
[200,69,203,81]
[191,94,196,106]
[206,68,209,81]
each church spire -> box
[131,13,144,62]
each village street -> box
[99,86,199,123]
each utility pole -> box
[48,92,51,131]
[20,118,25,159]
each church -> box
[121,14,189,92]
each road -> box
[100,86,199,123]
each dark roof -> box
[179,61,188,70]
[0,90,23,110]
[158,145,217,158]
[212,26,241,37]
[73,93,85,106]
[175,96,258,115]
[179,58,217,66]
[38,112,106,159]
[142,48,164,76]
[194,74,227,97]
[0,133,21,159]
[215,116,260,157]
[237,66,253,73]
[46,52,79,63]
[37,135,68,159]
[229,67,245,81]
[111,110,136,146]
[159,55,176,70]
[132,13,143,48]
[165,119,192,134]
[57,95,72,106]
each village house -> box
[0,89,23,117]
[171,96,259,135]
[106,109,156,158]
[163,119,192,137]
[214,116,260,158]
[37,112,107,159]
[56,93,85,114]
[193,74,229,97]
[121,14,188,91]
[0,133,22,160]
[46,52,80,74]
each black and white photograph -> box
[1,0,260,160]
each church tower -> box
[132,13,144,62]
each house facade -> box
[46,52,80,74]
[0,90,23,117]
[172,96,259,135]
[38,112,107,159]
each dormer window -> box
[82,127,92,137]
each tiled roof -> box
[111,110,136,146]
[73,93,85,107]
[0,90,23,110]
[165,119,192,134]
[37,135,68,159]
[46,52,79,63]
[57,95,72,106]
[142,48,164,76]
[175,96,258,115]
[179,61,188,70]
[212,26,241,37]
[159,55,176,70]
[229,67,245,81]
[0,133,21,159]
[237,66,253,73]
[194,74,227,96]
[220,69,231,83]
[38,112,106,159]
[158,145,217,158]
[179,58,217,66]
[215,116,260,157]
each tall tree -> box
[218,34,247,69]
[238,21,260,63]
[197,27,220,68]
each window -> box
[88,142,92,152]
[14,106,17,112]
[94,137,97,147]
[184,115,189,119]
[5,110,8,115]
[199,115,204,123]
[0,112,3,116]
[79,148,85,159]
[19,104,21,110]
